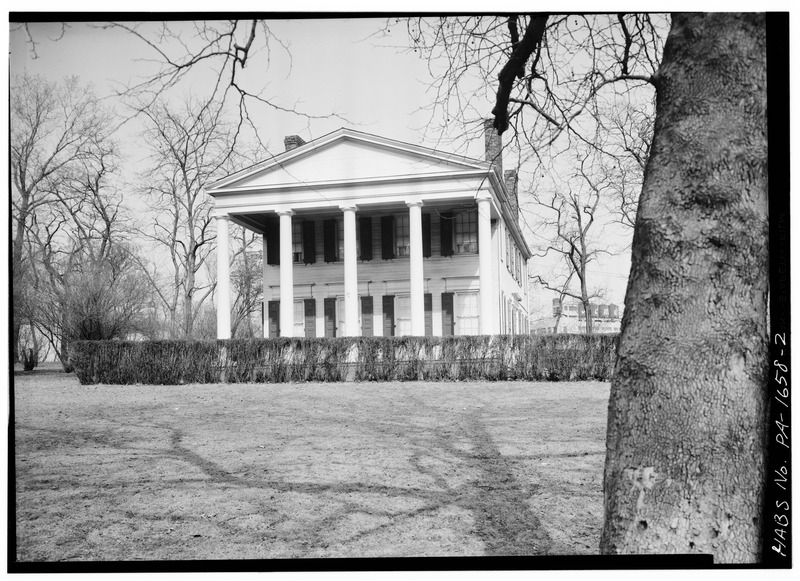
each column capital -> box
[476,192,493,203]
[339,203,359,212]
[405,200,424,208]
[276,208,294,217]
[214,210,230,220]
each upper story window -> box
[454,210,478,254]
[395,215,410,257]
[292,221,303,263]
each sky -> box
[9,15,637,315]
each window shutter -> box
[361,296,374,337]
[266,216,280,265]
[323,219,337,263]
[381,216,395,259]
[324,297,337,337]
[302,221,316,264]
[304,298,316,338]
[359,217,373,261]
[440,213,454,257]
[382,295,395,336]
[268,300,280,338]
[441,292,454,336]
[424,293,433,337]
[422,214,432,258]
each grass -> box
[13,367,610,561]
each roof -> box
[206,127,531,258]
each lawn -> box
[13,368,610,562]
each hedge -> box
[69,334,619,385]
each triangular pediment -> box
[211,130,486,190]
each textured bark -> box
[601,14,768,563]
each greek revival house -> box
[207,121,531,339]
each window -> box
[395,295,412,336]
[455,292,480,335]
[455,211,478,254]
[324,219,338,262]
[395,215,410,257]
[292,221,303,263]
[293,300,305,336]
[508,248,517,276]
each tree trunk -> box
[601,13,768,563]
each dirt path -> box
[13,373,609,561]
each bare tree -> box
[20,129,149,370]
[527,152,613,333]
[395,15,665,159]
[137,97,241,339]
[10,74,126,364]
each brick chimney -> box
[483,119,502,178]
[284,135,306,152]
[504,169,519,224]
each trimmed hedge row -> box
[69,334,619,385]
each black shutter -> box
[304,298,316,338]
[324,297,337,337]
[440,213,454,257]
[359,217,373,261]
[422,213,432,258]
[381,216,395,259]
[268,300,280,338]
[266,216,280,265]
[361,296,374,337]
[324,219,337,263]
[424,293,433,337]
[302,221,316,264]
[441,292,454,336]
[382,295,395,337]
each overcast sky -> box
[9,16,635,313]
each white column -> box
[278,210,294,337]
[262,234,270,338]
[477,195,495,335]
[216,214,231,339]
[342,204,359,336]
[407,200,425,336]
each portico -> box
[207,126,531,339]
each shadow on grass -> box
[17,404,555,557]
[160,409,553,556]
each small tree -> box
[528,152,613,333]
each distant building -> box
[207,122,531,338]
[531,298,622,334]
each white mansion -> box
[207,122,531,338]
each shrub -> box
[69,334,619,385]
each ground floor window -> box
[394,295,412,336]
[293,300,305,336]
[455,292,480,335]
